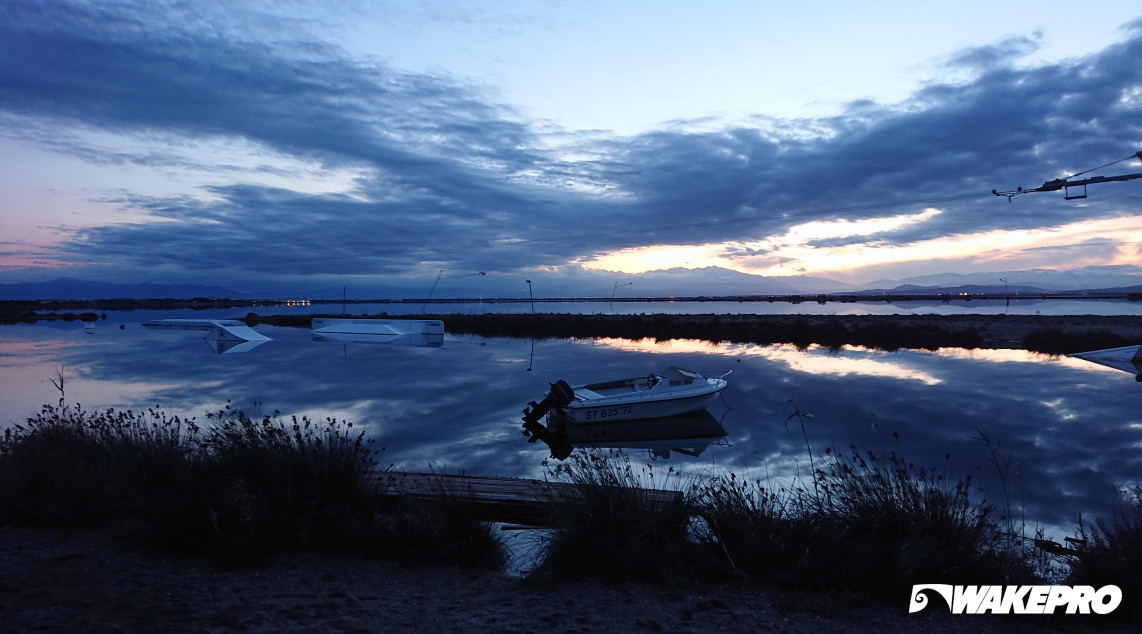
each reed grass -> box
[690,471,813,585]
[0,403,199,529]
[1061,484,1142,625]
[812,446,1006,594]
[0,402,506,570]
[526,450,698,584]
[184,405,386,560]
[690,447,1009,598]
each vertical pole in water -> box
[423,270,444,313]
[526,280,535,368]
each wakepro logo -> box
[909,584,1122,615]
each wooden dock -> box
[375,471,684,527]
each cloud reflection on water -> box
[590,338,944,385]
[1,319,1139,540]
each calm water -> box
[2,312,1140,541]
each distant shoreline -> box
[2,289,1140,314]
[243,312,1142,355]
[4,300,1140,353]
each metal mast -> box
[993,151,1142,200]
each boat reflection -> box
[523,409,730,460]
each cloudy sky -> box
[2,0,1141,297]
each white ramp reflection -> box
[143,319,271,354]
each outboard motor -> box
[521,380,575,459]
[521,380,574,425]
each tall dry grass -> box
[527,450,697,584]
[0,402,506,569]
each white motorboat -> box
[522,366,729,427]
[560,366,729,423]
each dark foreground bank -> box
[1,526,1108,634]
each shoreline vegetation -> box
[244,312,1142,355]
[2,402,1138,629]
[3,296,1139,353]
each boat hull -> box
[561,390,721,423]
[558,373,727,423]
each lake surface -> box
[2,311,1140,542]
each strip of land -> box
[0,526,1063,633]
[243,312,1142,354]
[3,299,1139,353]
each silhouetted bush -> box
[0,404,198,529]
[527,450,697,584]
[691,446,1009,597]
[0,403,506,570]
[1064,485,1142,626]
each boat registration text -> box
[583,405,634,421]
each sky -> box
[1,0,1141,298]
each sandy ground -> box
[3,526,1124,633]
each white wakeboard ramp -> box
[309,318,445,348]
[1068,345,1142,380]
[143,319,271,354]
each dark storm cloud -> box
[77,185,552,276]
[596,21,1142,247]
[3,0,1140,285]
[0,0,548,181]
[0,0,577,276]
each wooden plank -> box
[373,471,683,527]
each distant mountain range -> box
[3,271,1141,301]
[541,266,851,297]
[866,268,1142,291]
[847,283,1142,297]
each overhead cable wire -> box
[994,151,1142,198]
[1062,152,1142,180]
